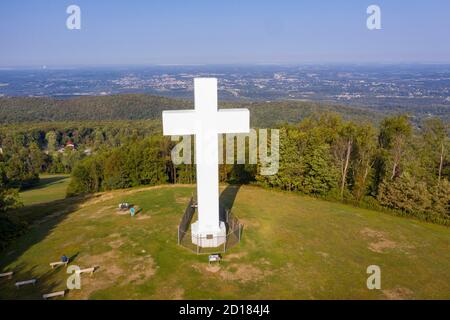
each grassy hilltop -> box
[0,181,449,300]
[18,175,70,206]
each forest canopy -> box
[0,96,448,229]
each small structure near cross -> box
[208,254,221,264]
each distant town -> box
[1,64,450,113]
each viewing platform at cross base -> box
[177,197,243,255]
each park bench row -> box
[3,253,221,299]
[0,260,96,299]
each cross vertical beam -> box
[163,78,249,241]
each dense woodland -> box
[0,95,449,250]
[0,95,386,127]
[64,114,449,225]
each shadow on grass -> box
[219,185,241,221]
[0,262,68,300]
[0,195,92,299]
[20,175,69,192]
[68,252,80,264]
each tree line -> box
[256,114,449,225]
[0,113,448,225]
[0,121,160,209]
[0,94,389,128]
[64,113,449,225]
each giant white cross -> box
[162,78,249,247]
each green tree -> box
[378,172,431,217]
[429,180,450,219]
[351,124,377,201]
[378,115,413,180]
[0,157,21,212]
[257,127,304,191]
[300,144,338,195]
[332,122,358,198]
[422,118,449,182]
[45,131,58,152]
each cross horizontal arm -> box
[162,110,197,136]
[216,109,250,134]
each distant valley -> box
[0,64,449,120]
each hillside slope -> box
[0,95,382,126]
[0,185,448,300]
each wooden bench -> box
[50,261,69,269]
[208,254,221,264]
[43,291,65,300]
[76,267,96,276]
[15,279,36,288]
[0,271,14,279]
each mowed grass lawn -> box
[0,184,449,300]
[19,175,71,206]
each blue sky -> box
[0,0,449,66]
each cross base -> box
[191,221,227,248]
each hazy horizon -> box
[2,62,450,70]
